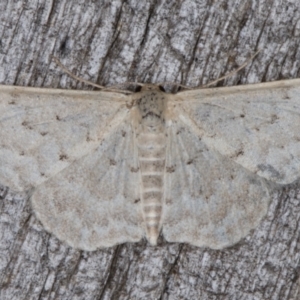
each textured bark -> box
[1,0,300,299]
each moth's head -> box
[138,84,181,94]
[139,84,164,92]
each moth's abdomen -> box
[137,132,166,245]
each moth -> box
[0,79,299,250]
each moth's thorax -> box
[135,88,167,131]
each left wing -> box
[0,85,145,250]
[162,116,271,249]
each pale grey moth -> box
[0,79,299,251]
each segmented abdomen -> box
[137,132,166,245]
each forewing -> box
[0,85,129,191]
[163,116,271,249]
[175,79,300,184]
[31,115,143,250]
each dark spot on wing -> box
[176,127,184,135]
[21,121,33,130]
[230,149,244,158]
[131,167,139,172]
[20,151,25,156]
[187,159,193,165]
[40,131,48,136]
[236,150,244,157]
[56,115,61,121]
[59,154,68,161]
[110,159,117,166]
[86,132,93,142]
[166,165,176,173]
[122,130,126,137]
[270,114,279,124]
[134,198,140,204]
[8,100,16,105]
[240,114,245,118]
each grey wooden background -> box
[1,0,300,299]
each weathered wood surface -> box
[0,0,300,299]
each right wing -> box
[31,115,143,250]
